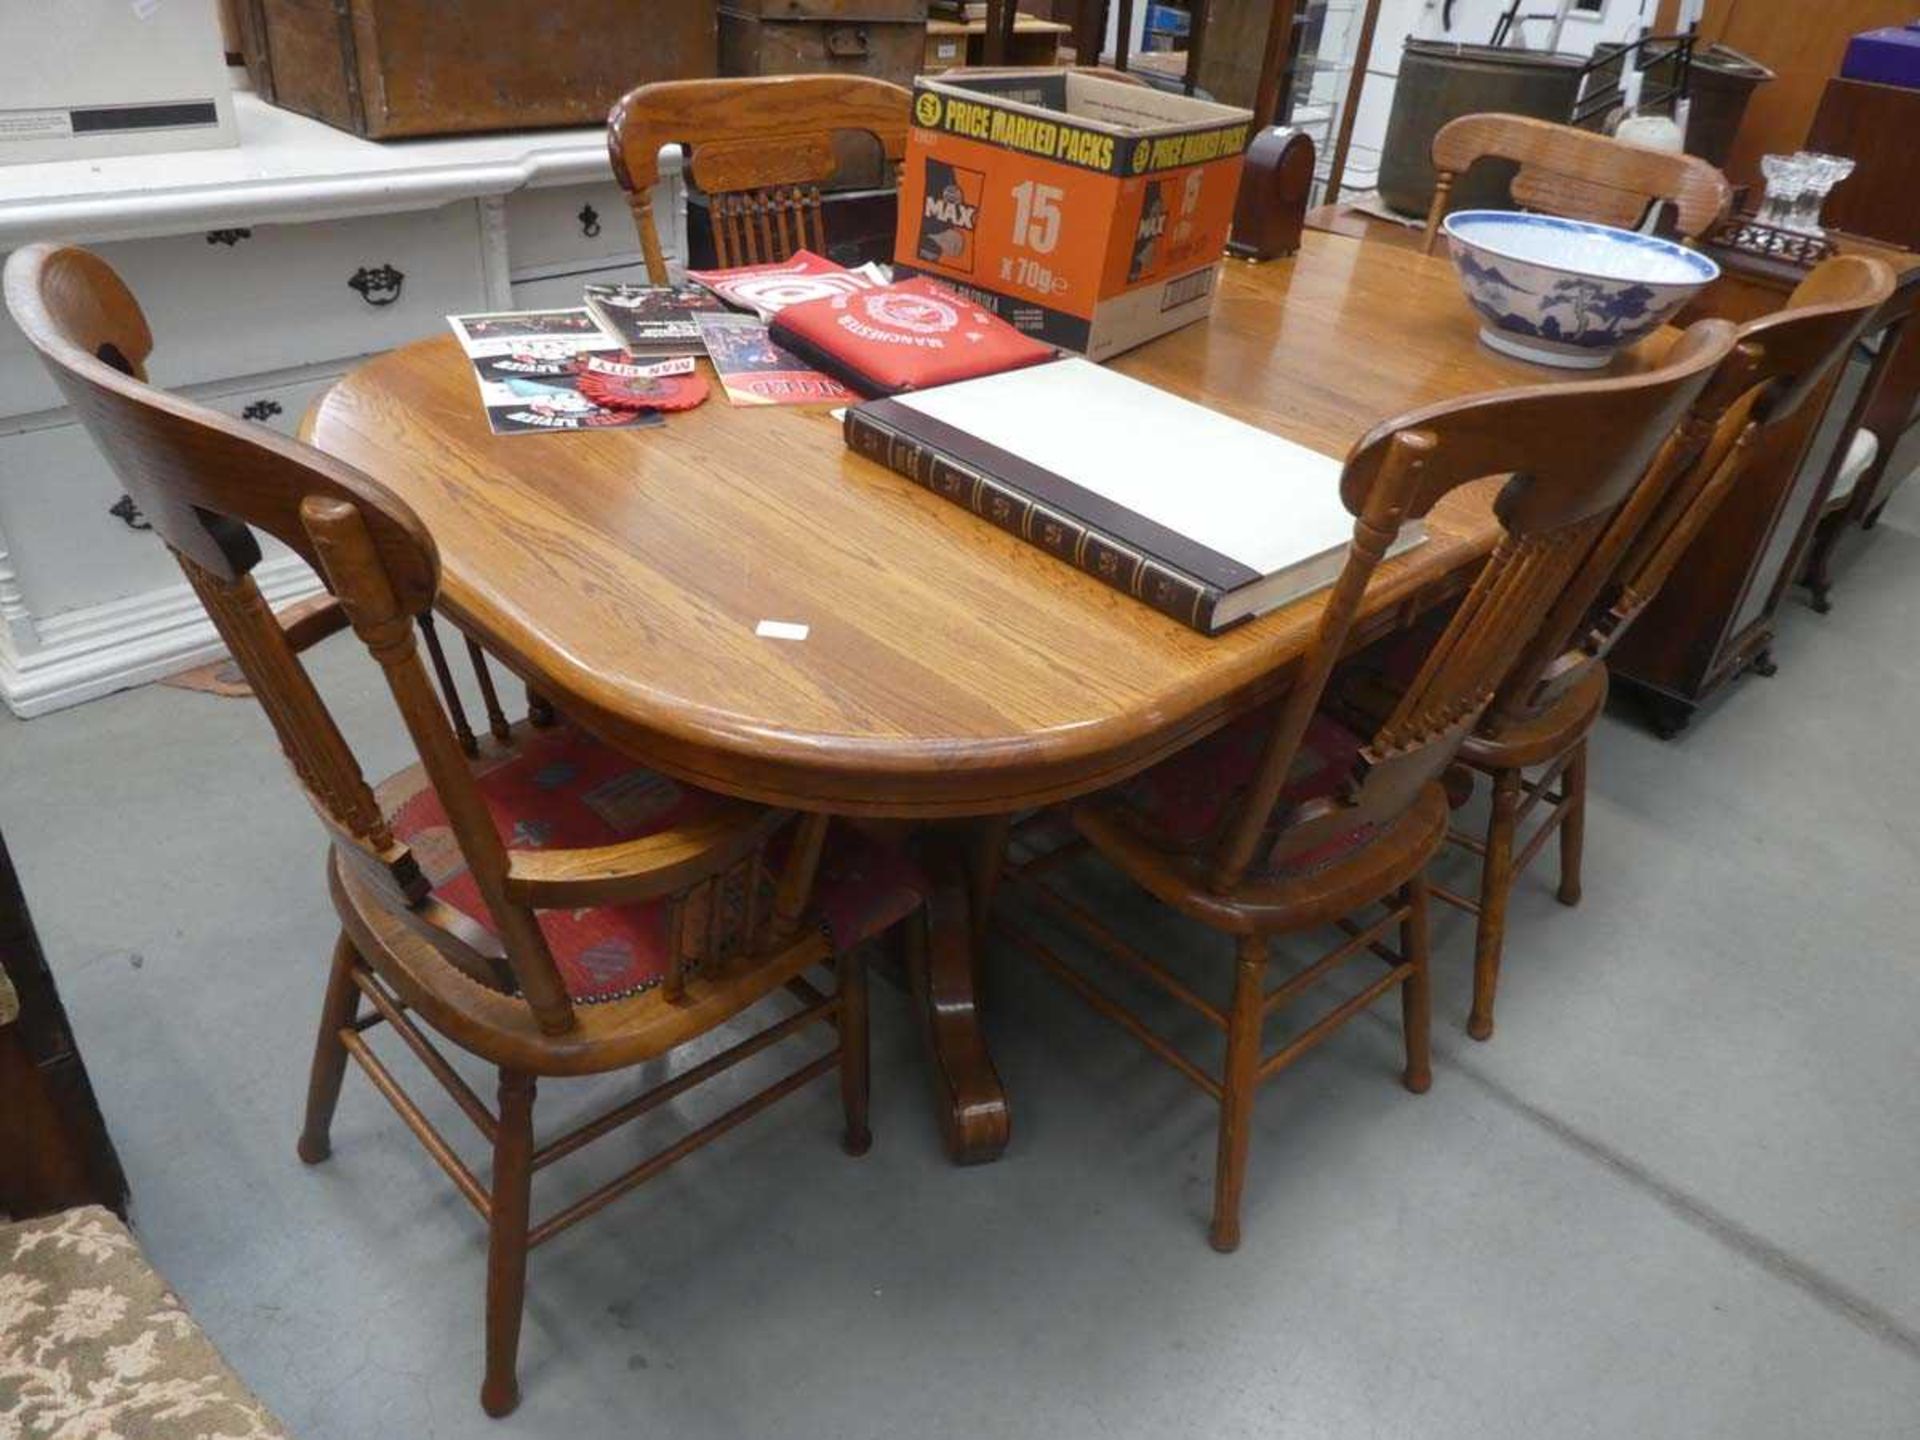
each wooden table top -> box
[308,231,1656,817]
[1304,201,1429,253]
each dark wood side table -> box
[0,826,128,1220]
[1808,77,1920,253]
[1606,234,1920,736]
[1800,273,1920,611]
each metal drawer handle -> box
[108,495,151,531]
[348,264,405,307]
[827,26,870,57]
[579,203,602,238]
[242,399,283,423]
[206,228,253,247]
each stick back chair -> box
[1007,317,1737,1253]
[1420,113,1733,255]
[608,74,912,280]
[5,243,930,1417]
[1358,255,1895,1042]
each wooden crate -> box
[718,2,929,90]
[922,14,1069,73]
[718,0,927,188]
[235,0,717,139]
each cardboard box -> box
[893,69,1252,360]
[0,0,236,165]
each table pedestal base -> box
[906,821,1013,1165]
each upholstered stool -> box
[0,1206,290,1438]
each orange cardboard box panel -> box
[894,69,1252,361]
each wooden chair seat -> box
[373,719,926,1009]
[331,854,825,1078]
[4,241,918,1417]
[1002,316,1738,1251]
[1332,613,1605,769]
[1076,780,1450,937]
[1457,664,1607,772]
[1106,709,1370,859]
[1423,254,1897,1040]
[1074,707,1447,931]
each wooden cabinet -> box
[1688,0,1920,189]
[1807,79,1920,252]
[0,826,128,1221]
[1608,242,1920,735]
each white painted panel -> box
[0,370,335,619]
[0,201,489,420]
[0,422,184,619]
[506,179,652,275]
[510,261,658,312]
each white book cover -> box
[886,359,1420,626]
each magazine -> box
[696,312,858,408]
[583,284,725,358]
[687,250,892,321]
[445,309,662,435]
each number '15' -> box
[1010,180,1064,254]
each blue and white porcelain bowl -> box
[1441,210,1720,369]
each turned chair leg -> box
[838,946,872,1157]
[482,1071,536,1420]
[1400,879,1433,1094]
[526,684,557,728]
[1210,935,1266,1254]
[297,933,362,1164]
[1469,768,1521,1042]
[1557,740,1588,907]
[1802,517,1840,614]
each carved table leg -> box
[906,819,1013,1165]
[968,812,1013,949]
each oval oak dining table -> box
[307,229,1662,1164]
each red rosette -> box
[574,352,710,413]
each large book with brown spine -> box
[843,360,1422,634]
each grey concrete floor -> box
[5,488,1920,1439]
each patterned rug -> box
[160,595,337,699]
[0,1207,289,1439]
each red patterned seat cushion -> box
[1332,616,1446,716]
[379,724,924,1004]
[1119,709,1378,877]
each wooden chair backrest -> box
[1210,317,1738,892]
[3,244,802,1039]
[1491,253,1897,723]
[607,75,912,280]
[1421,113,1732,255]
